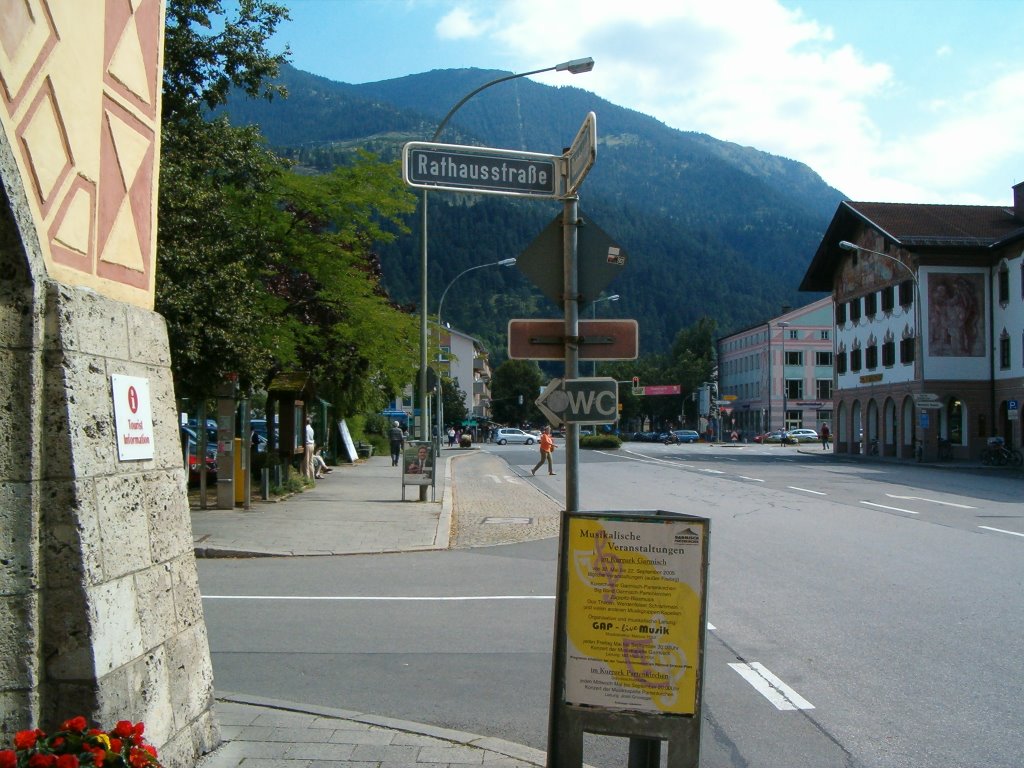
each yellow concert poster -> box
[563,516,705,715]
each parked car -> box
[666,429,701,444]
[180,425,217,485]
[761,429,797,444]
[494,427,535,445]
[631,431,661,442]
[786,428,819,443]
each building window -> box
[898,280,914,307]
[438,345,451,362]
[836,351,847,374]
[900,337,915,364]
[816,379,833,399]
[816,351,833,366]
[785,350,803,365]
[788,329,799,340]
[865,292,878,317]
[882,340,896,367]
[786,379,803,399]
[881,285,895,312]
[949,398,963,445]
[820,330,830,340]
[849,298,862,322]
[1000,333,1011,369]
[865,344,878,369]
[816,409,833,422]
[851,348,862,372]
[836,302,847,324]
[998,262,1009,305]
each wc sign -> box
[111,374,155,461]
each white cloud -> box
[436,6,491,40]
[430,0,1021,203]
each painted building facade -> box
[800,185,1024,460]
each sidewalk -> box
[191,448,563,768]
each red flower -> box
[0,750,18,768]
[108,738,122,753]
[56,755,79,768]
[15,730,40,750]
[28,754,56,768]
[111,723,133,740]
[60,718,87,733]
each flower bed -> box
[1,717,161,768]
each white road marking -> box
[729,662,815,711]
[737,476,765,482]
[978,525,1024,538]
[202,595,556,601]
[861,501,917,514]
[787,486,826,495]
[700,469,725,474]
[886,494,976,509]
[707,623,716,631]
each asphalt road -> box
[199,442,1024,767]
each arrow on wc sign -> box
[535,377,618,425]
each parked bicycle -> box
[980,436,1023,467]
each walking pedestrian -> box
[821,423,831,450]
[531,426,557,476]
[388,421,404,467]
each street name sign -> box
[917,401,942,410]
[403,141,560,198]
[536,377,618,425]
[565,111,596,195]
[508,318,639,361]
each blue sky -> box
[261,0,1024,206]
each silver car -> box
[494,427,535,445]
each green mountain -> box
[221,64,845,361]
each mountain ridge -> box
[220,63,845,359]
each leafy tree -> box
[158,0,420,416]
[158,0,291,397]
[441,377,469,428]
[489,360,544,426]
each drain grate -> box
[482,517,533,525]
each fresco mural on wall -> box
[928,272,985,357]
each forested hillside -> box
[222,64,844,359]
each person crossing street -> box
[531,426,557,476]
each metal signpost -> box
[403,112,707,768]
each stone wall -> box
[0,192,220,765]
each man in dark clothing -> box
[388,421,404,466]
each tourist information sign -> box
[402,142,560,198]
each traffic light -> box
[632,376,639,388]
[518,394,524,405]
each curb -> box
[207,691,549,767]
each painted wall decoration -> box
[928,272,985,357]
[0,0,164,308]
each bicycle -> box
[981,436,1023,467]
[868,437,879,456]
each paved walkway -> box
[191,448,563,768]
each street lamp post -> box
[778,321,790,432]
[838,240,924,457]
[435,258,517,450]
[417,58,595,451]
[589,294,620,376]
